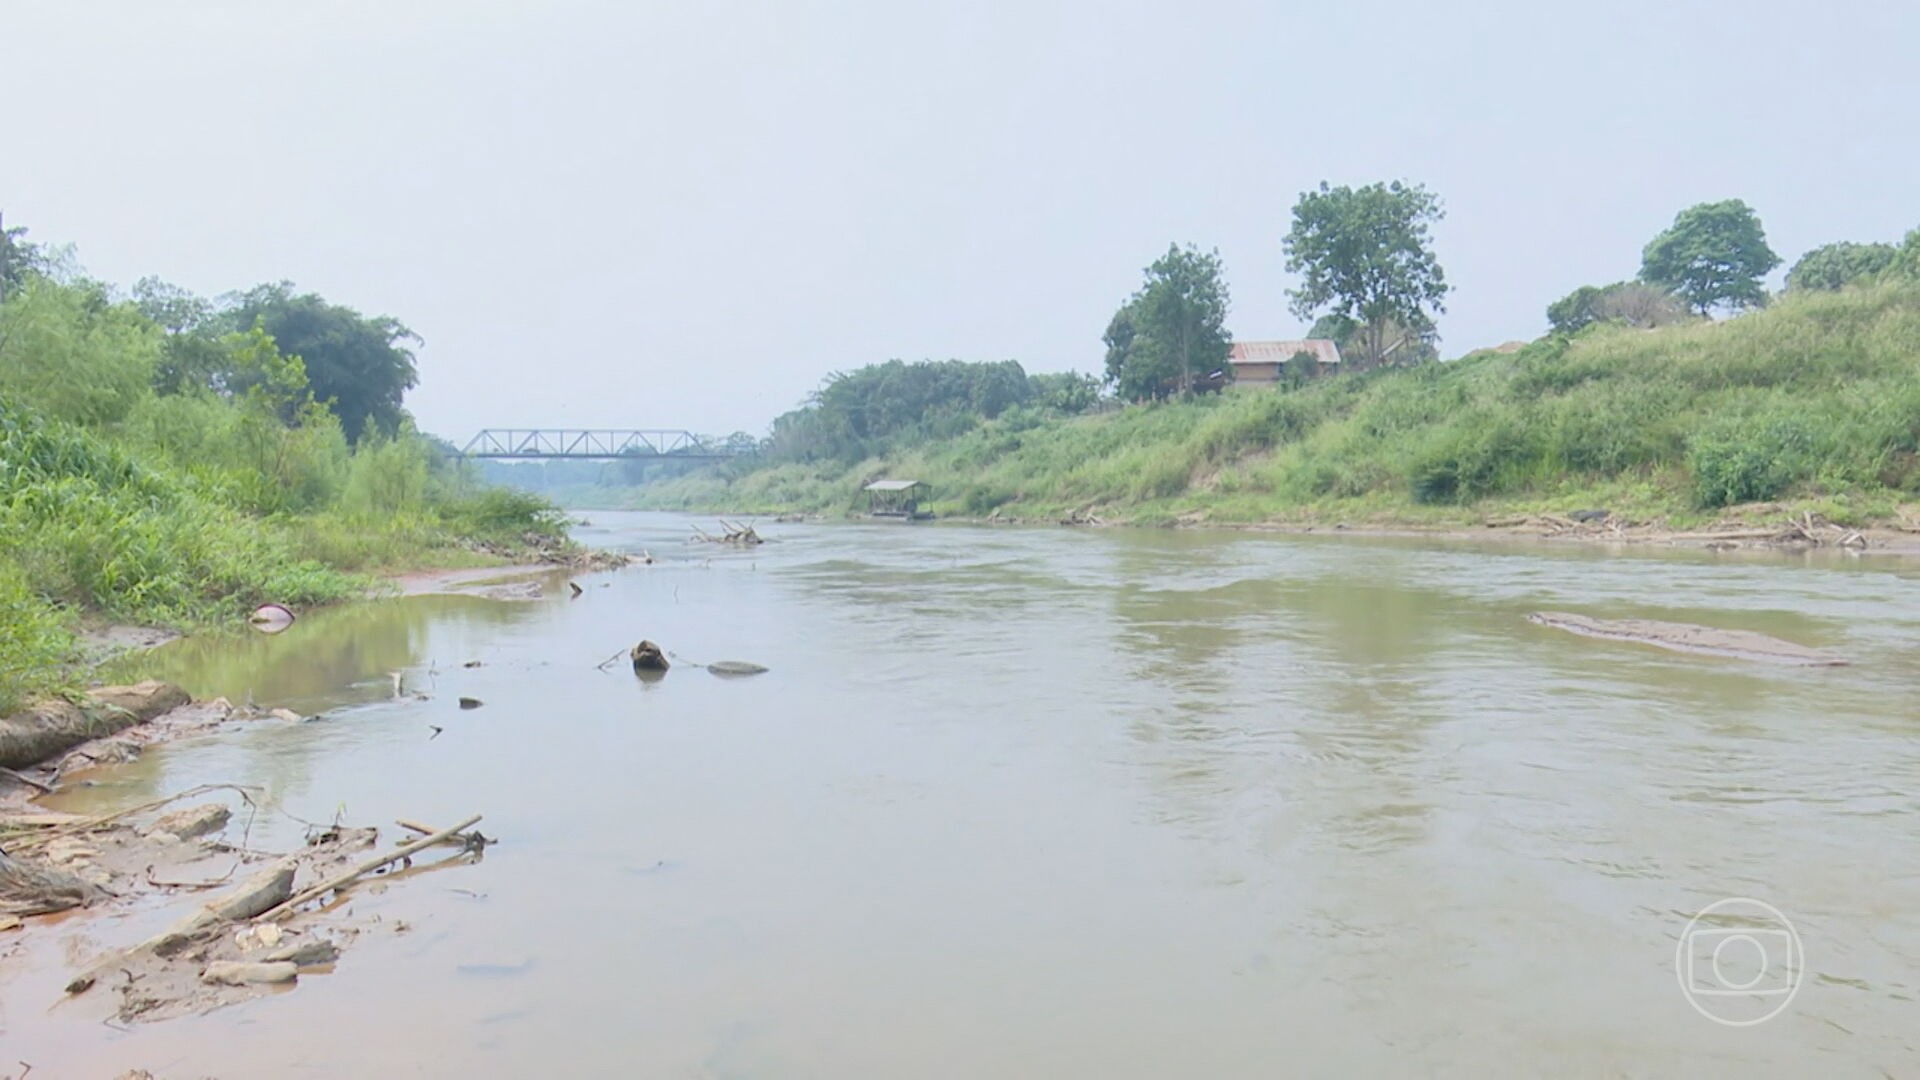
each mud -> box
[0,694,484,1030]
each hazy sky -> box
[9,1,1918,441]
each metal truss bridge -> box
[459,428,743,460]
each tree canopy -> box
[229,283,421,441]
[1103,244,1232,400]
[765,358,1098,463]
[1639,199,1780,314]
[1283,181,1449,368]
[0,219,45,301]
[1786,241,1899,292]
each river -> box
[5,511,1918,1076]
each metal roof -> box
[1229,339,1343,365]
[864,479,923,491]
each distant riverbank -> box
[601,283,1920,538]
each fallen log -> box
[256,814,483,922]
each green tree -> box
[230,283,420,441]
[132,277,241,395]
[1785,241,1899,292]
[1283,181,1449,368]
[1894,227,1920,281]
[1105,244,1232,400]
[1639,199,1780,314]
[0,218,45,302]
[1102,306,1140,390]
[1030,371,1101,413]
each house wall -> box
[1230,362,1282,385]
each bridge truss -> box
[460,429,740,460]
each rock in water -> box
[630,641,669,672]
[706,661,769,677]
[459,697,484,710]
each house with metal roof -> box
[1227,340,1342,386]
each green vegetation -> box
[1102,245,1233,400]
[627,283,1920,528]
[764,358,1099,464]
[1639,199,1780,314]
[0,223,565,712]
[1284,181,1449,368]
[1546,282,1689,335]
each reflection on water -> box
[8,513,1920,1077]
[110,593,550,715]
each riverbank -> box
[609,283,1920,539]
[0,680,490,1039]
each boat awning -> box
[864,480,922,492]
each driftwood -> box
[692,520,763,546]
[66,861,298,994]
[396,819,492,849]
[4,783,261,855]
[255,813,483,922]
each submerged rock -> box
[630,641,669,672]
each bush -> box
[1688,414,1815,508]
[0,399,359,624]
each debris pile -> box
[2,784,487,1023]
[692,519,764,546]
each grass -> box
[0,401,573,712]
[613,283,1920,527]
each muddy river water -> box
[5,511,1919,1076]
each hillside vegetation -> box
[629,284,1920,526]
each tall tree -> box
[1639,199,1780,314]
[230,283,420,441]
[1104,245,1232,400]
[1283,181,1449,368]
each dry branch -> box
[255,814,482,922]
